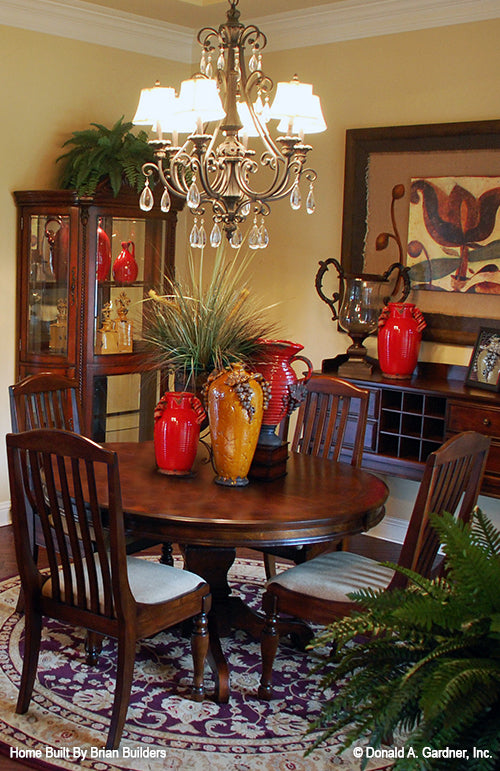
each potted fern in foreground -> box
[307,508,500,770]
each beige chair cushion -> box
[42,555,206,613]
[267,551,395,603]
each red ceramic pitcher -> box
[377,302,426,379]
[254,339,313,445]
[96,222,112,282]
[113,240,138,284]
[154,392,206,475]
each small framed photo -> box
[466,327,500,391]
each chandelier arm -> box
[191,153,232,203]
[235,157,316,203]
[197,26,220,50]
[234,147,310,201]
[239,25,267,51]
[232,155,286,200]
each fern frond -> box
[471,506,500,555]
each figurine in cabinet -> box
[96,302,118,354]
[49,298,68,353]
[116,291,133,353]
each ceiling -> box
[78,0,345,28]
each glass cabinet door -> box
[93,216,166,356]
[27,214,72,357]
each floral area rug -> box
[0,557,380,771]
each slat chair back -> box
[261,375,370,578]
[6,428,215,749]
[9,373,82,434]
[391,429,491,587]
[291,375,369,466]
[8,429,123,620]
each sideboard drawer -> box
[447,401,500,436]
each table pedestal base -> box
[183,545,313,700]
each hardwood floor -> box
[0,524,400,769]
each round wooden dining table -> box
[102,441,389,700]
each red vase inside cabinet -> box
[96,220,112,282]
[113,240,138,284]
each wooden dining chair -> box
[258,430,491,700]
[6,428,221,750]
[9,371,161,556]
[259,374,370,578]
[9,371,164,661]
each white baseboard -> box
[0,500,11,527]
[363,515,408,545]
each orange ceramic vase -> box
[206,364,268,486]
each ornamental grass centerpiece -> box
[143,246,276,390]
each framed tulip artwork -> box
[340,119,500,345]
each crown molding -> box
[258,0,500,51]
[0,0,499,60]
[0,0,194,62]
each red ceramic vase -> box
[254,339,313,445]
[96,223,112,282]
[45,217,69,281]
[377,302,426,379]
[154,392,206,475]
[113,240,138,284]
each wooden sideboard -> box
[321,360,500,498]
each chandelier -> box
[133,0,326,249]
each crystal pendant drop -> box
[262,96,271,123]
[217,48,225,70]
[249,218,260,250]
[205,55,213,79]
[290,182,302,211]
[249,48,259,72]
[200,50,207,74]
[210,222,222,248]
[258,219,269,249]
[198,219,207,248]
[306,183,316,215]
[230,226,243,249]
[189,218,200,248]
[139,182,154,212]
[187,179,201,209]
[240,200,251,217]
[160,188,171,213]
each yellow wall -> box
[1,17,499,528]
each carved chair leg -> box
[263,554,277,580]
[107,633,136,750]
[85,631,104,665]
[258,593,280,701]
[16,606,42,714]
[190,610,209,701]
[160,542,174,566]
[15,586,25,615]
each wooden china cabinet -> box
[14,188,182,442]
